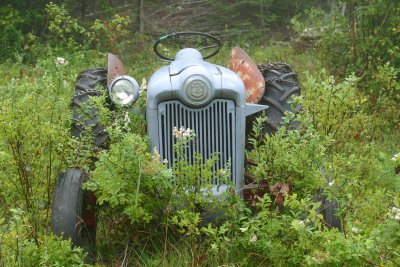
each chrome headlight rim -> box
[182,74,213,107]
[109,75,140,106]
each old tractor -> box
[51,32,325,255]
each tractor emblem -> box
[189,80,206,99]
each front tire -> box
[51,169,96,258]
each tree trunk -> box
[349,0,357,66]
[137,0,144,32]
[81,0,87,18]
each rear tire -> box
[317,172,342,230]
[257,62,301,135]
[321,197,342,229]
[51,168,96,259]
[72,68,109,148]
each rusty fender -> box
[107,53,126,88]
[228,47,265,104]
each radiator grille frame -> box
[157,99,236,184]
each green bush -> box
[247,115,328,196]
[90,14,131,53]
[366,63,400,131]
[0,6,24,62]
[291,1,400,83]
[0,54,103,240]
[45,3,89,51]
[0,209,88,266]
[85,123,236,224]
[299,70,371,149]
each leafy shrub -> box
[85,123,236,224]
[45,3,89,51]
[84,118,241,263]
[300,70,369,147]
[0,56,98,240]
[247,115,328,196]
[0,209,87,266]
[202,191,400,266]
[366,63,400,131]
[210,195,351,265]
[0,6,24,62]
[90,14,131,53]
[292,1,400,82]
[85,132,170,224]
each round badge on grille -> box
[183,75,212,106]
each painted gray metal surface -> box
[147,48,267,195]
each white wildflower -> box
[173,126,182,138]
[388,206,400,220]
[124,112,131,124]
[55,57,68,66]
[219,169,227,176]
[185,128,192,136]
[140,78,147,94]
[351,227,362,234]
[328,180,335,186]
[182,128,192,137]
[152,147,160,162]
[163,159,168,164]
[392,152,400,161]
[249,235,257,243]
[239,227,248,232]
[173,126,195,139]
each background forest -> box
[0,0,399,266]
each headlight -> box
[109,76,140,106]
[182,75,212,107]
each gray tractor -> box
[51,32,335,255]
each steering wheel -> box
[154,31,221,61]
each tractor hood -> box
[169,48,220,76]
[147,48,247,110]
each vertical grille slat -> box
[222,103,229,180]
[230,113,235,179]
[189,108,194,165]
[158,100,236,185]
[160,114,165,159]
[226,108,231,177]
[170,103,179,162]
[210,103,215,177]
[205,108,210,166]
[215,102,220,184]
[166,104,171,164]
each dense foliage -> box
[0,1,399,266]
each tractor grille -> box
[157,99,236,184]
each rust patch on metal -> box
[84,191,96,228]
[107,53,126,87]
[228,47,265,104]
